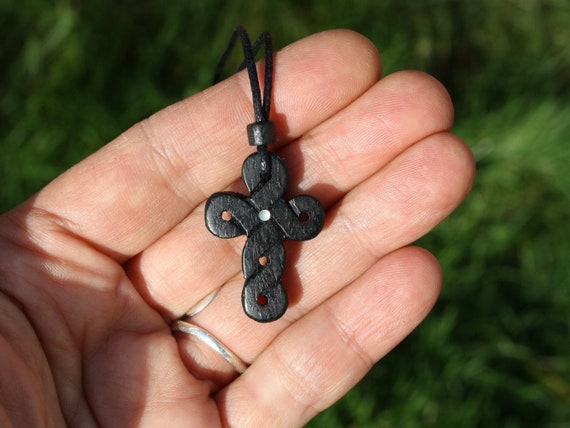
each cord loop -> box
[214,26,274,180]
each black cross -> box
[205,151,324,322]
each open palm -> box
[0,30,474,427]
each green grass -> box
[2,0,569,426]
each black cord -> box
[213,26,273,123]
[214,26,274,181]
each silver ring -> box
[172,320,248,374]
[172,289,248,374]
[185,288,220,317]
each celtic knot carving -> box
[205,151,324,322]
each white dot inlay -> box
[258,209,271,221]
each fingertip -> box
[309,29,382,80]
[449,132,477,196]
[281,29,382,80]
[381,70,456,132]
[400,245,443,310]
[273,29,382,138]
[424,132,476,212]
[356,246,442,327]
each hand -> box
[0,30,474,427]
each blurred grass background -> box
[1,0,569,426]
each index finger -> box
[21,30,381,261]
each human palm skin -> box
[0,30,474,427]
